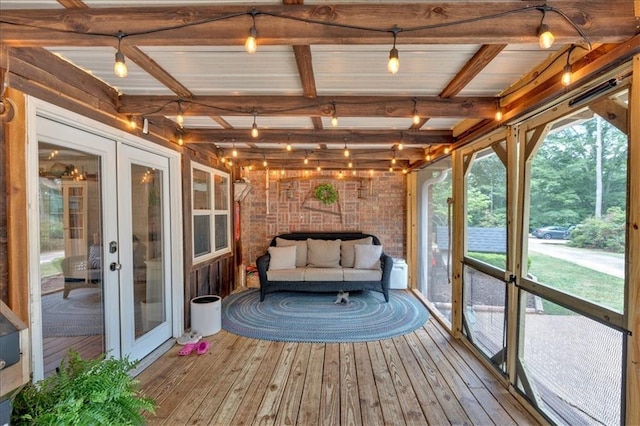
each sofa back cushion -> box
[268,246,297,270]
[354,244,382,270]
[276,237,308,267]
[307,238,341,268]
[340,237,373,268]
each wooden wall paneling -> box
[4,88,28,322]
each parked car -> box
[532,226,570,240]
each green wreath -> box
[314,183,338,205]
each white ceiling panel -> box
[45,47,174,95]
[312,44,480,96]
[141,46,302,96]
[173,116,223,129]
[222,116,314,129]
[0,1,63,8]
[320,116,413,130]
[423,118,466,129]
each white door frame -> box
[26,98,184,380]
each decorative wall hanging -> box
[314,183,338,205]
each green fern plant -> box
[12,350,155,425]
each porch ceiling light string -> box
[245,9,258,54]
[387,26,401,74]
[0,4,592,82]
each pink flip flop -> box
[178,342,197,356]
[196,341,210,355]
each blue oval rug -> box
[221,289,429,343]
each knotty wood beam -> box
[184,128,452,145]
[588,98,628,134]
[211,116,233,129]
[439,44,507,98]
[1,2,635,46]
[119,95,497,118]
[292,45,317,99]
[57,0,88,8]
[121,45,193,99]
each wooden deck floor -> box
[137,317,539,426]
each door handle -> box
[110,262,122,271]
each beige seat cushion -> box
[267,268,305,281]
[304,267,344,281]
[340,237,373,268]
[343,268,382,281]
[307,239,341,268]
[276,237,308,267]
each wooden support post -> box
[626,54,640,426]
[451,149,465,338]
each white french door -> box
[117,144,172,360]
[31,110,178,379]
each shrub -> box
[567,207,625,253]
[12,351,155,425]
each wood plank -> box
[626,53,640,426]
[1,2,635,46]
[230,341,286,425]
[588,97,628,134]
[253,342,297,425]
[403,332,472,424]
[379,338,429,425]
[5,87,29,321]
[292,45,317,99]
[367,340,405,425]
[414,327,494,425]
[147,332,245,422]
[320,343,341,425]
[179,336,258,424]
[440,44,508,98]
[276,343,311,425]
[208,339,272,425]
[339,343,362,425]
[392,335,451,425]
[119,95,497,118]
[297,343,325,426]
[353,342,385,425]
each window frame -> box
[191,162,231,264]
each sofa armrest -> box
[257,253,271,301]
[380,253,393,301]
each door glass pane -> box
[38,143,104,377]
[131,165,164,337]
[417,158,453,328]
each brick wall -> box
[238,169,406,266]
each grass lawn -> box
[528,253,624,314]
[41,257,63,277]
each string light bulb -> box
[128,115,136,130]
[304,152,309,165]
[114,31,128,78]
[251,111,259,138]
[176,101,184,127]
[331,102,338,127]
[177,134,184,146]
[495,102,503,121]
[561,46,574,86]
[232,143,238,157]
[412,99,420,125]
[387,28,400,74]
[245,12,258,54]
[391,150,396,165]
[425,148,432,162]
[444,146,451,155]
[537,9,554,49]
[344,141,349,157]
[263,156,268,167]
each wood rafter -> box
[184,128,452,145]
[1,2,635,46]
[439,44,508,98]
[119,95,497,118]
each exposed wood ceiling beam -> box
[1,2,635,46]
[119,95,497,118]
[184,129,452,145]
[56,0,88,8]
[439,44,507,98]
[211,116,233,129]
[292,45,317,99]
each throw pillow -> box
[354,244,382,270]
[307,239,341,268]
[275,237,308,267]
[340,237,373,268]
[268,246,297,270]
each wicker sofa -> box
[256,232,392,302]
